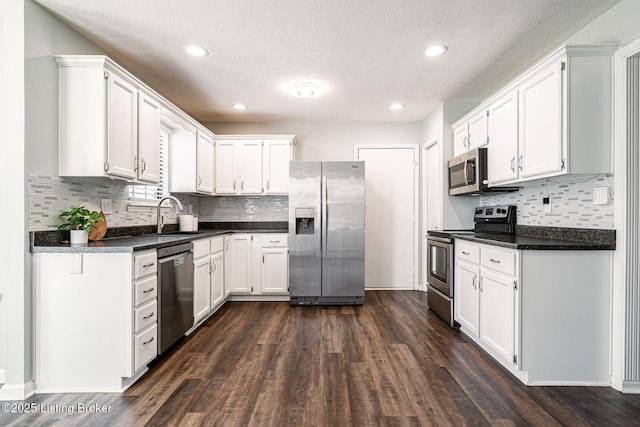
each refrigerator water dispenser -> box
[295,208,315,234]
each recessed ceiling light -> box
[390,103,405,110]
[425,45,448,57]
[183,45,209,57]
[233,104,247,110]
[291,82,321,98]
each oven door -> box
[426,236,453,297]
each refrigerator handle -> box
[322,175,328,257]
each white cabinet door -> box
[210,251,225,308]
[226,235,252,293]
[196,131,214,194]
[137,92,161,183]
[488,91,519,185]
[263,140,291,194]
[467,110,488,150]
[452,123,469,157]
[480,269,515,364]
[239,141,263,194]
[107,72,137,179]
[454,261,480,337]
[215,141,237,194]
[193,257,211,323]
[519,60,564,179]
[261,248,288,294]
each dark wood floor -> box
[2,291,640,426]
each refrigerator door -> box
[289,162,322,297]
[322,162,365,297]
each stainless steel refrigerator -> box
[289,161,365,305]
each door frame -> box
[354,144,420,290]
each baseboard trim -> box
[621,381,640,394]
[0,380,36,401]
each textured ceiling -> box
[33,0,620,122]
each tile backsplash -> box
[199,196,288,222]
[29,174,288,231]
[480,175,614,229]
[29,174,200,231]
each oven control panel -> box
[474,205,516,222]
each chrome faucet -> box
[157,196,184,234]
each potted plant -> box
[58,205,105,245]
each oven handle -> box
[427,235,453,244]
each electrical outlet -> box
[543,197,552,213]
[70,254,83,274]
[593,187,610,205]
[101,199,113,214]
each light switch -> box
[593,187,610,205]
[101,199,113,214]
[70,254,83,274]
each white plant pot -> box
[70,229,89,245]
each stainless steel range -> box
[426,205,516,327]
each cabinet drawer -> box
[135,275,157,305]
[455,241,480,264]
[134,251,157,279]
[481,246,517,276]
[261,234,288,247]
[193,238,211,259]
[134,324,157,372]
[210,237,224,253]
[134,300,157,333]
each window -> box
[128,128,170,201]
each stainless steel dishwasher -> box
[157,242,194,354]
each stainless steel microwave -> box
[448,147,518,196]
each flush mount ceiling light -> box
[233,104,247,110]
[390,103,405,110]
[291,82,322,98]
[425,44,448,57]
[182,45,209,57]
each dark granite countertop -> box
[452,225,616,250]
[31,221,288,253]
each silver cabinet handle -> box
[142,262,155,268]
[142,337,155,345]
[490,258,501,264]
[463,136,467,147]
[510,157,516,172]
[141,158,146,173]
[198,176,202,186]
[462,251,470,255]
[269,240,281,243]
[134,155,138,172]
[233,180,237,191]
[142,287,155,293]
[518,155,523,170]
[472,276,476,289]
[142,312,155,319]
[266,179,270,190]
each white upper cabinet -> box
[56,55,161,182]
[487,90,519,185]
[452,110,488,157]
[137,91,161,183]
[263,140,293,194]
[453,44,615,187]
[215,136,295,195]
[239,140,263,194]
[196,130,215,194]
[518,60,564,180]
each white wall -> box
[0,0,26,398]
[207,121,423,161]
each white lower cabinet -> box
[454,240,612,386]
[193,236,226,325]
[223,233,289,298]
[34,250,158,392]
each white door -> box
[354,145,418,289]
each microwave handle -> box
[463,160,469,185]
